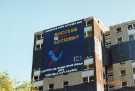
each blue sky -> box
[0,0,135,82]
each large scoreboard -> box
[42,19,94,77]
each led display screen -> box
[42,20,94,77]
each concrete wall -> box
[112,61,133,89]
[105,20,135,90]
[110,23,128,46]
[43,71,82,90]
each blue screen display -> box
[110,40,135,63]
[42,20,94,77]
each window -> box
[83,77,88,83]
[133,24,135,28]
[133,68,135,74]
[36,33,43,40]
[89,76,95,82]
[128,25,132,30]
[128,24,135,30]
[41,44,43,48]
[35,44,43,50]
[33,76,39,81]
[36,45,40,49]
[84,27,92,38]
[98,20,100,23]
[116,27,121,33]
[64,81,69,87]
[36,34,41,40]
[117,37,122,43]
[49,84,54,89]
[39,86,43,91]
[87,20,91,26]
[121,70,126,76]
[41,33,43,38]
[129,35,134,41]
[122,81,127,87]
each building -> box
[104,20,135,90]
[31,17,107,91]
[31,17,135,91]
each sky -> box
[0,0,135,82]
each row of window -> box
[116,34,134,44]
[48,76,95,90]
[83,76,95,83]
[49,82,66,89]
[128,23,135,30]
[108,67,135,88]
[120,68,135,77]
[49,81,69,89]
[49,79,128,90]
[115,23,135,33]
[115,25,135,43]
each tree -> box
[15,81,32,91]
[0,72,13,91]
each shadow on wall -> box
[109,40,135,64]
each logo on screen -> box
[48,48,63,65]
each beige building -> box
[104,20,135,90]
[43,70,95,90]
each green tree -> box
[15,81,31,91]
[0,72,13,91]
